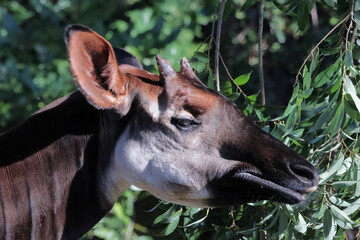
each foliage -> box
[1,0,359,240]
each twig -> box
[258,0,265,105]
[208,3,218,59]
[295,14,350,83]
[350,0,358,45]
[219,53,247,97]
[214,0,227,92]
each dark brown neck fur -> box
[0,91,119,239]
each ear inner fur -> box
[65,25,129,110]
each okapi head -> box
[66,25,318,207]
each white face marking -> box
[106,115,235,207]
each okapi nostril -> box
[289,163,316,183]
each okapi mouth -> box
[208,166,315,206]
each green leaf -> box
[303,65,311,90]
[313,204,326,220]
[153,205,176,225]
[323,208,336,240]
[155,210,181,236]
[328,195,350,207]
[182,209,209,227]
[194,51,209,63]
[320,47,340,55]
[323,100,344,136]
[207,73,215,90]
[285,109,297,130]
[93,227,119,240]
[309,51,319,74]
[343,199,360,215]
[183,207,202,217]
[330,73,342,93]
[234,71,252,86]
[356,0,360,10]
[280,104,296,119]
[345,98,360,121]
[332,181,358,188]
[257,208,277,225]
[330,205,354,228]
[355,156,360,197]
[309,89,340,132]
[344,50,353,67]
[248,200,268,206]
[247,93,258,103]
[222,80,232,95]
[294,213,307,234]
[313,61,339,88]
[223,0,233,22]
[228,93,240,102]
[302,88,313,98]
[297,0,310,31]
[324,0,335,7]
[241,0,257,11]
[278,209,288,239]
[319,152,345,184]
[343,75,360,113]
[336,156,352,175]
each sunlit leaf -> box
[294,213,307,234]
[182,209,209,227]
[330,205,354,228]
[336,156,352,175]
[319,152,345,184]
[343,199,360,215]
[328,195,350,207]
[343,75,360,112]
[234,71,252,86]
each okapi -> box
[0,25,318,239]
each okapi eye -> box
[171,117,201,131]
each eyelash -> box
[170,117,201,131]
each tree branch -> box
[214,0,226,92]
[258,0,266,105]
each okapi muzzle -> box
[0,24,319,239]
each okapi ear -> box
[65,25,130,112]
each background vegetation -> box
[0,0,359,239]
